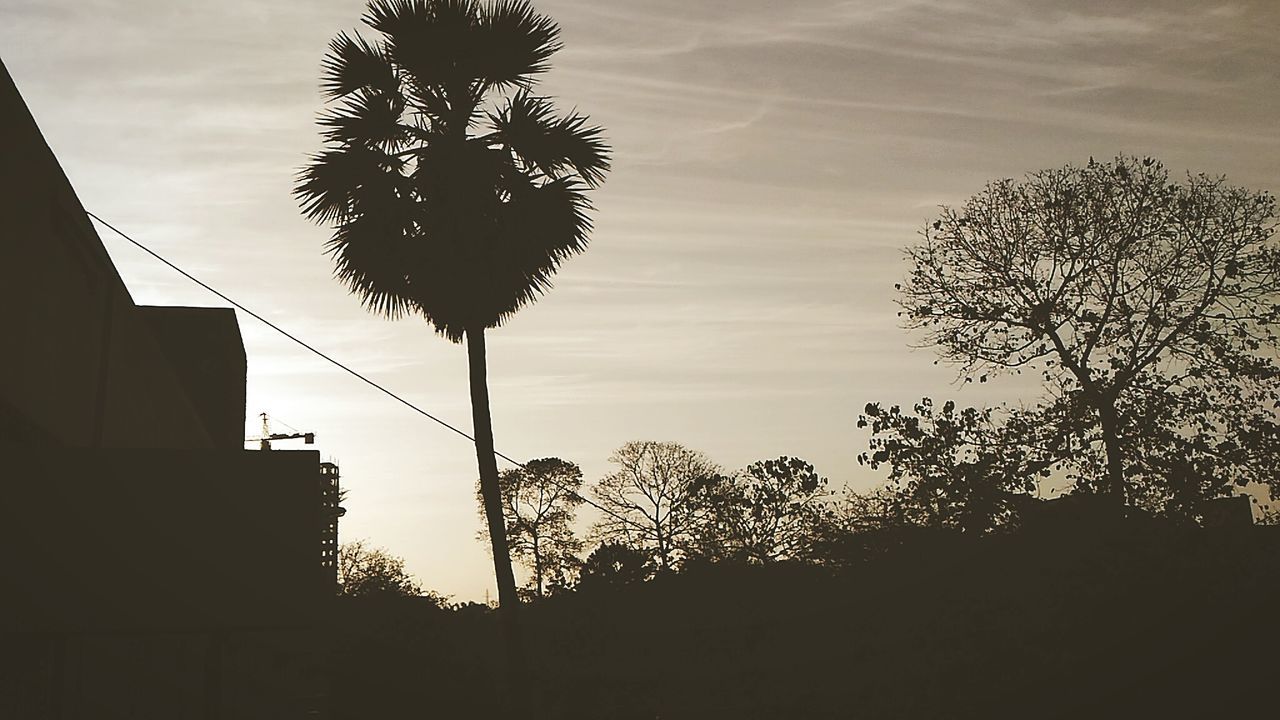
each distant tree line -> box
[475,156,1280,597]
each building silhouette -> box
[0,57,335,718]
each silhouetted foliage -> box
[899,156,1280,509]
[296,0,610,645]
[858,399,1044,533]
[338,539,434,599]
[574,542,652,590]
[828,483,905,534]
[478,457,585,597]
[802,482,962,565]
[591,441,721,572]
[694,456,830,563]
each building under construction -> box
[321,461,342,591]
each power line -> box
[86,211,639,529]
[88,211,482,445]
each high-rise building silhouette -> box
[321,461,343,591]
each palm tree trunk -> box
[466,326,525,678]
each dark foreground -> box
[332,524,1280,719]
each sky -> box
[3,0,1278,601]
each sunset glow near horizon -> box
[4,0,1278,600]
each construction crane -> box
[248,412,314,451]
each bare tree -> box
[591,441,721,572]
[900,156,1280,507]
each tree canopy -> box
[899,156,1280,509]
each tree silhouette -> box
[575,542,652,590]
[295,0,610,663]
[591,441,721,573]
[696,456,830,563]
[899,156,1280,507]
[857,400,1047,533]
[338,540,424,597]
[479,457,584,597]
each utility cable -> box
[87,211,480,448]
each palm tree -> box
[295,0,609,668]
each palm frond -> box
[321,31,398,99]
[476,179,595,333]
[496,176,593,284]
[326,217,417,320]
[523,176,594,260]
[365,0,482,93]
[546,111,610,187]
[392,177,593,340]
[361,0,433,35]
[319,91,410,151]
[475,0,561,89]
[491,93,611,187]
[294,145,405,224]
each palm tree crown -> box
[296,0,610,341]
